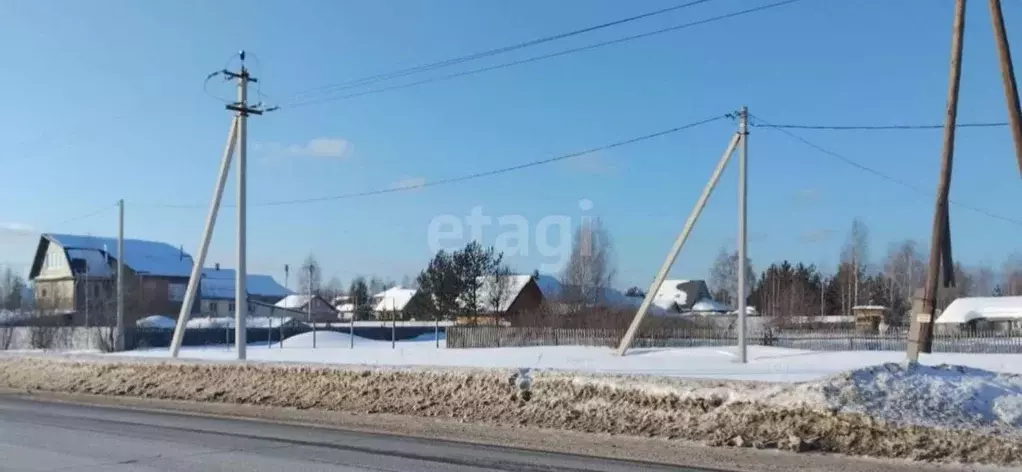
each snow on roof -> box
[373,286,418,312]
[691,299,730,313]
[46,233,193,277]
[200,268,291,299]
[936,296,1022,324]
[650,279,691,311]
[65,248,114,277]
[135,315,176,329]
[468,275,532,313]
[185,316,301,329]
[275,294,312,309]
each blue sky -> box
[2,0,1021,290]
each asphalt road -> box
[0,396,712,472]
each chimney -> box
[215,262,220,271]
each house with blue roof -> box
[28,233,198,326]
[198,263,294,317]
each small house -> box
[274,294,337,322]
[852,305,887,333]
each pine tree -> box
[348,277,372,320]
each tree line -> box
[708,218,1018,325]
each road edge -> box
[0,388,1001,472]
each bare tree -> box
[973,264,996,297]
[708,246,754,308]
[298,254,322,296]
[883,239,924,322]
[840,219,870,313]
[486,265,515,323]
[1003,253,1022,296]
[322,277,344,300]
[560,218,616,309]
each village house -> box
[28,233,197,326]
[455,275,545,325]
[372,286,419,320]
[198,264,293,317]
[274,294,337,322]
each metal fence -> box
[446,326,1022,353]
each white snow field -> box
[116,332,1022,381]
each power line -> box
[153,115,727,209]
[752,121,1009,131]
[49,203,117,228]
[282,0,720,103]
[282,0,802,110]
[752,114,1022,227]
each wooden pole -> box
[908,0,966,362]
[989,0,1022,175]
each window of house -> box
[228,303,235,312]
[210,301,218,312]
[248,303,254,313]
[93,285,100,298]
[41,288,47,298]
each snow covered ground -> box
[115,331,1022,382]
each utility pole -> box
[989,0,1022,175]
[170,50,265,359]
[116,199,124,351]
[737,106,749,364]
[908,0,966,362]
[308,264,316,349]
[228,52,259,360]
[617,126,741,356]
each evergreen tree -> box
[348,277,372,320]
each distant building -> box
[28,233,196,326]
[198,265,292,317]
[455,275,545,325]
[936,296,1022,332]
[274,294,337,322]
[372,287,419,320]
[650,279,720,315]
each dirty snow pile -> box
[782,362,1022,434]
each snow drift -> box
[1,355,1020,465]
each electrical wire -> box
[282,0,720,103]
[752,114,1022,227]
[49,203,117,228]
[153,115,727,209]
[752,122,1009,131]
[281,0,802,110]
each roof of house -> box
[651,279,712,312]
[135,315,177,329]
[275,294,311,309]
[65,248,114,277]
[691,299,730,312]
[469,275,535,313]
[200,268,291,299]
[373,286,418,312]
[38,233,193,278]
[935,296,1022,324]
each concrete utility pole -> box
[170,50,266,359]
[116,199,124,351]
[737,106,749,364]
[616,126,741,356]
[908,0,966,362]
[989,0,1022,175]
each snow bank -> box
[781,362,1022,433]
[1,355,1020,465]
[136,315,176,329]
[279,331,370,348]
